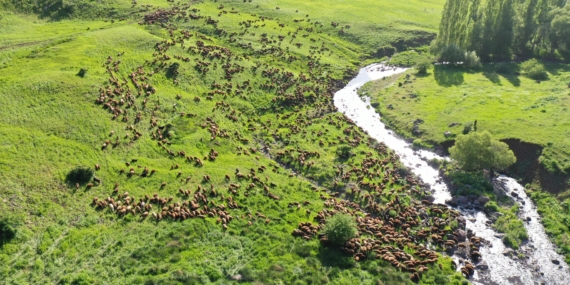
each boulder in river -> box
[552,259,560,265]
[503,248,514,255]
[457,196,469,205]
[476,261,489,270]
[477,196,490,205]
[446,197,458,206]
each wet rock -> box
[476,261,489,270]
[526,217,532,222]
[446,197,458,207]
[455,229,466,241]
[552,259,560,265]
[511,191,519,198]
[503,248,514,255]
[477,196,490,205]
[435,148,444,156]
[423,195,435,202]
[457,196,469,205]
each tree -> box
[449,131,516,171]
[322,214,357,245]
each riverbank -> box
[340,63,570,283]
[358,64,570,264]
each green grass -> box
[0,0,476,284]
[361,63,570,169]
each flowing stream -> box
[333,63,570,285]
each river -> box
[333,63,570,285]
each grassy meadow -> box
[0,0,479,284]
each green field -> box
[0,0,480,284]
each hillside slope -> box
[0,1,473,284]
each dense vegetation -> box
[0,0,481,284]
[433,0,570,61]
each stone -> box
[448,122,459,127]
[446,197,458,207]
[457,196,469,205]
[444,131,453,137]
[552,259,560,265]
[526,217,532,222]
[423,195,435,202]
[503,248,514,255]
[511,191,519,198]
[476,261,489,270]
[435,149,444,156]
[477,196,490,205]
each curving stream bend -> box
[333,63,570,285]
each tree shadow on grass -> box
[483,71,501,85]
[433,65,464,86]
[501,73,521,87]
[317,245,355,269]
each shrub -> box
[520,59,548,80]
[65,166,94,185]
[495,62,511,74]
[0,217,19,246]
[336,145,353,160]
[439,45,465,65]
[463,51,481,68]
[322,214,357,245]
[415,58,431,74]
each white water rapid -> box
[333,63,570,285]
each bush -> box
[520,59,548,80]
[463,51,481,68]
[0,217,19,246]
[322,214,357,245]
[495,62,511,74]
[336,145,353,160]
[439,45,465,65]
[415,58,431,74]
[65,166,94,185]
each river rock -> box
[455,229,466,241]
[476,261,489,270]
[423,195,435,202]
[503,248,514,255]
[477,196,490,205]
[446,197,458,206]
[435,148,444,156]
[511,191,519,198]
[552,259,560,265]
[457,196,469,205]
